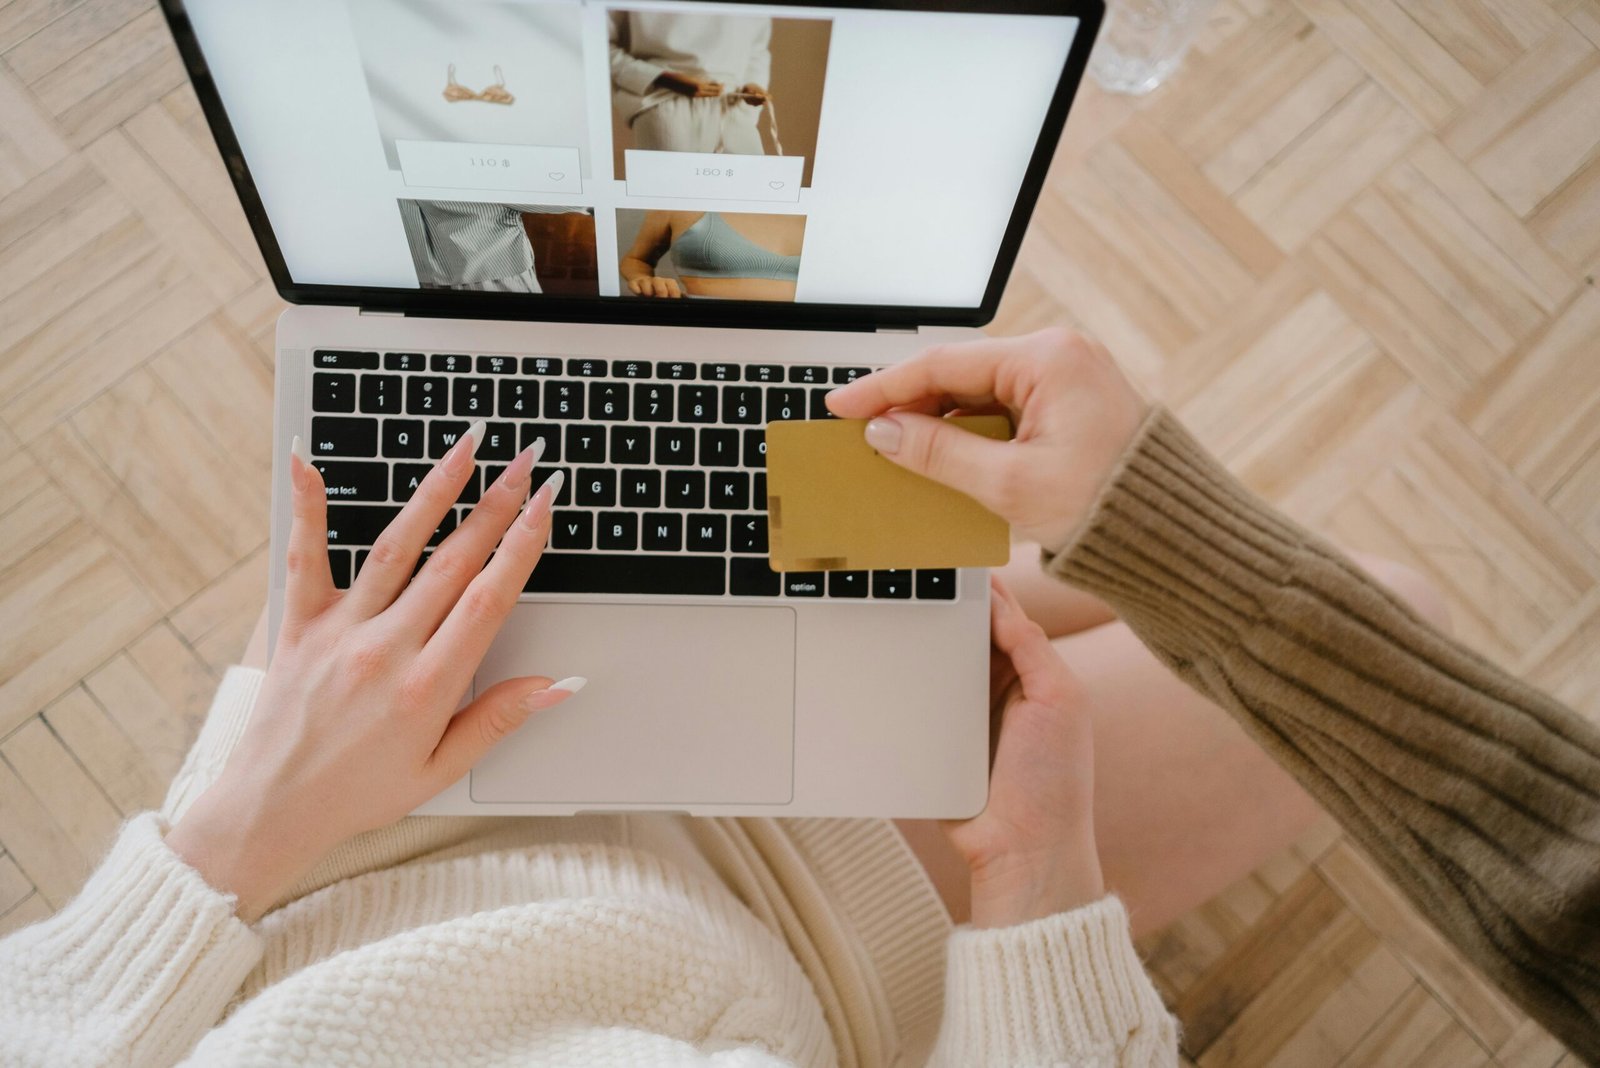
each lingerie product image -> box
[672,212,800,281]
[443,63,514,104]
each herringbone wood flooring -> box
[1,1,1596,1064]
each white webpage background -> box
[184,0,1077,308]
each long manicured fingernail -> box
[864,416,902,455]
[522,675,587,713]
[290,435,312,490]
[498,442,538,489]
[520,469,563,529]
[444,419,488,475]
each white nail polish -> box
[549,675,587,694]
[465,418,487,457]
[290,434,311,465]
[542,468,565,501]
[530,436,547,466]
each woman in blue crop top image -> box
[619,208,804,301]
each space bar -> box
[524,553,726,596]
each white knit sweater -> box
[0,674,1178,1067]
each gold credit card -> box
[765,415,1012,572]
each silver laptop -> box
[165,0,1101,817]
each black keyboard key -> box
[590,382,629,420]
[611,359,651,379]
[428,420,470,458]
[788,365,826,384]
[710,471,748,510]
[431,353,471,373]
[655,427,695,465]
[610,427,651,464]
[678,385,718,423]
[453,378,493,417]
[329,548,352,589]
[521,424,561,463]
[533,465,573,506]
[766,387,806,420]
[552,510,592,549]
[314,460,387,501]
[525,553,724,596]
[312,372,356,412]
[576,468,617,506]
[731,557,780,596]
[732,514,768,554]
[383,419,425,458]
[313,349,378,370]
[829,571,869,598]
[359,374,403,414]
[326,504,399,546]
[355,549,369,575]
[479,422,516,461]
[596,511,638,551]
[701,362,740,381]
[687,513,726,552]
[656,361,696,380]
[310,417,377,457]
[544,381,584,419]
[498,379,538,418]
[666,470,705,509]
[456,470,481,507]
[569,358,607,378]
[743,429,766,468]
[916,569,957,600]
[747,364,783,383]
[565,425,606,463]
[872,570,913,599]
[723,386,762,424]
[832,366,872,384]
[753,472,767,508]
[785,572,825,597]
[642,512,682,551]
[699,428,739,466]
[810,388,834,420]
[523,356,563,375]
[621,469,662,507]
[393,463,430,502]
[634,383,674,421]
[385,352,424,371]
[476,355,517,375]
[406,376,448,414]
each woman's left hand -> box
[943,577,1105,928]
[166,427,578,922]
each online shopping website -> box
[184,0,1079,308]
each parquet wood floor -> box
[1,1,1595,1063]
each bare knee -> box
[1348,552,1451,635]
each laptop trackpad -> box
[471,602,796,806]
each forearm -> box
[619,256,657,283]
[1043,406,1600,1062]
[0,815,262,1066]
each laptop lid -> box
[161,0,1101,332]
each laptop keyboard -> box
[305,349,959,602]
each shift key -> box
[314,460,388,501]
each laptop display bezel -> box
[158,0,1103,331]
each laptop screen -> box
[174,0,1090,323]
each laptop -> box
[163,0,1102,817]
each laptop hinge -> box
[358,307,407,317]
[875,325,919,335]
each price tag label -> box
[624,150,803,202]
[395,140,583,194]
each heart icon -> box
[768,181,785,190]
[548,172,565,181]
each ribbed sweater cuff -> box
[934,896,1175,1064]
[14,813,263,1062]
[1043,406,1309,648]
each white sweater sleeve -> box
[928,896,1179,1067]
[0,813,264,1067]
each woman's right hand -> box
[628,275,683,299]
[825,328,1148,553]
[654,70,724,98]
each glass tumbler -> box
[1089,0,1217,96]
